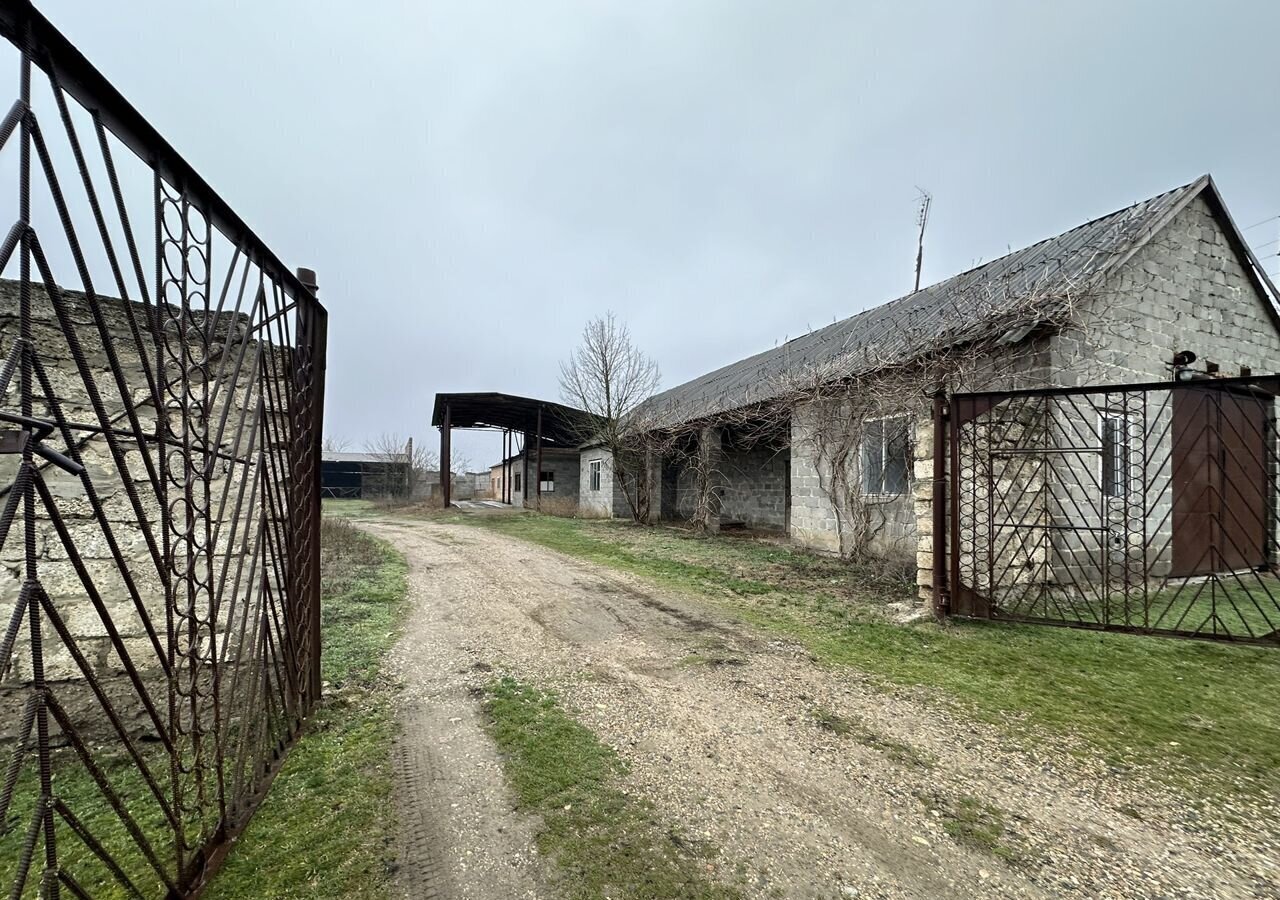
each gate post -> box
[931,391,949,618]
[297,267,326,708]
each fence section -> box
[948,376,1280,645]
[0,2,326,896]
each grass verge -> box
[206,517,408,899]
[483,676,741,900]
[454,513,1280,800]
[0,518,407,900]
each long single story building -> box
[439,176,1280,602]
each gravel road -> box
[367,515,1279,900]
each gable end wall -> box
[1053,195,1280,381]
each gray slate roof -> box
[639,177,1210,429]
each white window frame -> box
[539,470,555,493]
[861,415,911,497]
[589,458,602,492]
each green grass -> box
[207,517,408,899]
[483,676,741,900]
[455,513,1280,799]
[321,498,383,520]
[997,573,1280,640]
[0,517,409,899]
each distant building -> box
[321,451,411,499]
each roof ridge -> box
[775,177,1202,353]
[642,177,1206,421]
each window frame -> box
[539,470,555,493]
[589,458,602,492]
[860,414,911,497]
[1100,412,1135,501]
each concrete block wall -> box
[790,398,920,563]
[1059,195,1280,384]
[665,437,788,530]
[578,446,632,518]
[514,448,581,511]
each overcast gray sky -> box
[41,0,1280,469]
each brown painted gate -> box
[1171,386,1269,577]
[946,376,1280,645]
[0,4,327,897]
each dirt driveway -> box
[365,516,1277,900]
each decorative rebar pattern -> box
[949,376,1280,644]
[0,3,326,896]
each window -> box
[861,416,909,494]
[514,473,522,492]
[539,471,555,493]
[1101,415,1130,498]
[589,459,602,492]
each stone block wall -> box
[0,279,276,741]
[789,398,920,563]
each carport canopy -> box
[431,392,601,506]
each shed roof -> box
[638,175,1279,429]
[431,392,599,448]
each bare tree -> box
[322,435,351,452]
[560,312,662,522]
[364,432,438,498]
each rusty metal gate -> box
[0,2,327,897]
[945,375,1280,645]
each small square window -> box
[539,471,555,493]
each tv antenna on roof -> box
[913,187,932,293]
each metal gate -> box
[946,376,1280,645]
[0,3,327,897]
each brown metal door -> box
[1172,387,1269,576]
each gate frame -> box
[936,373,1280,646]
[0,2,329,896]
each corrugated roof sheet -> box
[639,178,1206,428]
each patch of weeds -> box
[923,793,1025,865]
[1087,833,1120,853]
[811,706,854,736]
[811,707,933,769]
[677,652,746,668]
[483,676,741,900]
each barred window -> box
[1102,416,1130,498]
